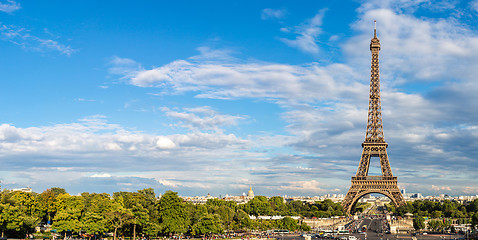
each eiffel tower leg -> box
[343,177,406,216]
[342,186,358,215]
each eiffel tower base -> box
[342,176,405,215]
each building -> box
[12,187,32,193]
[247,186,254,199]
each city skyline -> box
[1,0,478,196]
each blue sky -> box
[1,0,478,197]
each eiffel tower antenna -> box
[374,20,377,38]
[342,21,405,215]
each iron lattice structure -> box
[342,24,405,215]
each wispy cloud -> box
[162,106,247,131]
[261,8,287,21]
[279,9,327,54]
[358,0,457,13]
[471,0,478,12]
[0,24,75,56]
[36,38,75,56]
[75,98,96,102]
[0,0,20,13]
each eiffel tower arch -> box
[342,21,405,215]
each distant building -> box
[411,193,423,198]
[403,192,423,199]
[183,187,257,204]
[247,186,254,199]
[12,187,32,193]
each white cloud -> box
[110,49,363,103]
[261,8,287,21]
[0,112,257,194]
[279,180,324,192]
[157,179,182,188]
[0,124,247,195]
[279,9,326,54]
[0,115,239,157]
[0,0,20,13]
[156,137,176,149]
[104,142,122,151]
[90,173,112,178]
[345,8,478,83]
[431,185,452,191]
[463,186,478,194]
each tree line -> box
[387,199,478,219]
[3,187,477,239]
[0,188,344,239]
[387,199,478,232]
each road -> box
[279,232,464,240]
[278,203,463,240]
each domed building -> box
[247,186,254,199]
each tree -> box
[8,191,43,220]
[39,189,59,224]
[128,203,151,240]
[0,203,40,238]
[413,216,425,231]
[431,210,443,218]
[427,219,443,232]
[81,193,113,237]
[243,196,272,216]
[136,189,160,237]
[279,217,298,231]
[82,212,108,236]
[52,209,83,240]
[385,203,396,213]
[232,209,251,231]
[113,189,161,239]
[472,212,478,230]
[467,200,478,213]
[355,203,371,213]
[157,191,189,236]
[51,193,85,239]
[0,203,23,237]
[269,196,286,215]
[299,222,311,231]
[51,188,67,196]
[191,214,223,237]
[213,205,234,230]
[106,208,133,240]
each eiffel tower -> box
[342,21,405,215]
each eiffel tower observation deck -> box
[342,21,405,215]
